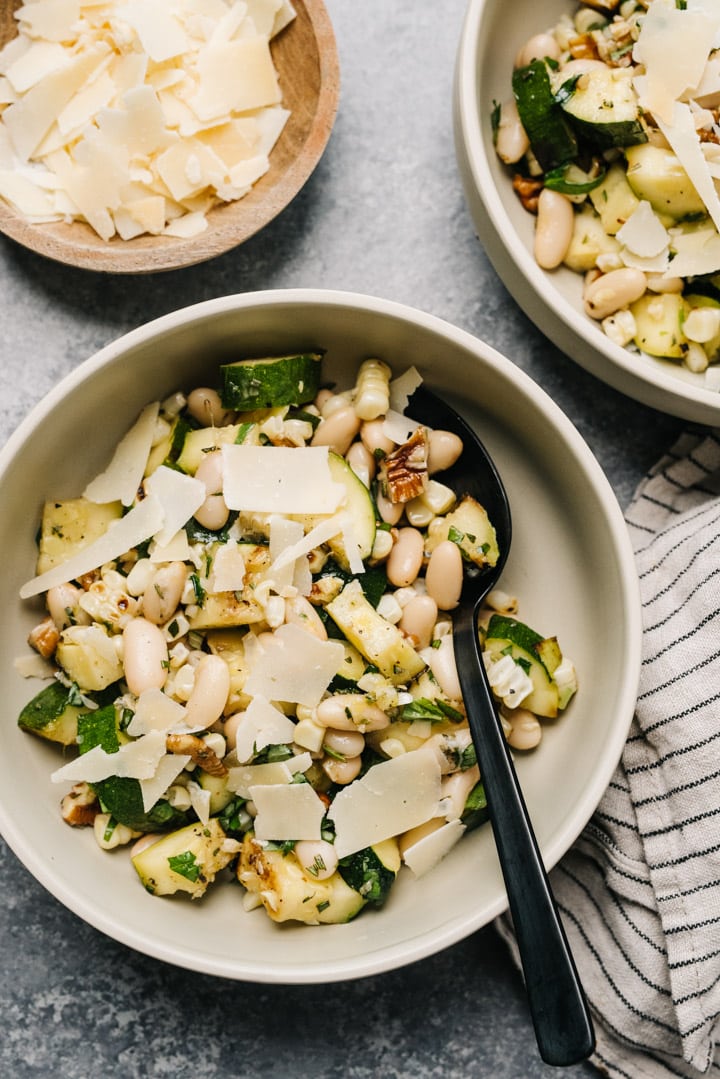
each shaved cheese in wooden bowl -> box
[0,0,339,272]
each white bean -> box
[583,268,647,320]
[311,405,361,456]
[323,728,365,758]
[142,562,188,625]
[425,540,464,611]
[345,440,376,486]
[399,594,438,650]
[386,527,424,587]
[46,582,84,630]
[193,450,230,530]
[184,654,230,730]
[186,387,231,427]
[375,488,404,526]
[494,97,530,165]
[427,430,463,475]
[514,32,561,69]
[123,617,169,695]
[322,754,362,785]
[507,709,542,750]
[424,634,462,700]
[441,765,480,821]
[360,418,395,457]
[534,188,574,270]
[315,694,390,732]
[294,839,339,881]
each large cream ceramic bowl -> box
[454,0,720,426]
[0,290,640,982]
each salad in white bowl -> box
[16,350,577,925]
[493,0,720,376]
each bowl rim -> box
[0,0,340,274]
[453,0,720,426]
[0,288,643,981]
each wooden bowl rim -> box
[0,0,340,273]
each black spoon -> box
[409,384,595,1067]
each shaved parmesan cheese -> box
[227,759,293,797]
[232,694,299,763]
[84,401,160,506]
[209,539,247,593]
[139,752,191,812]
[222,445,346,515]
[51,729,168,784]
[616,201,669,259]
[268,515,304,592]
[389,366,423,413]
[144,465,206,547]
[115,2,191,64]
[250,781,326,841]
[668,227,720,277]
[188,779,212,825]
[20,494,165,599]
[149,530,196,563]
[268,513,346,578]
[633,2,720,124]
[329,748,443,859]
[244,623,345,706]
[126,687,191,737]
[382,408,421,446]
[655,101,720,233]
[402,818,466,878]
[0,0,294,240]
[189,37,280,121]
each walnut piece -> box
[166,733,228,777]
[379,426,429,503]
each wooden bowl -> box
[0,1,340,273]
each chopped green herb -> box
[168,850,201,882]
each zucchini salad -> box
[494,0,720,378]
[16,354,577,924]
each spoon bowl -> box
[409,384,595,1067]
[0,0,339,273]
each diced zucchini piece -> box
[144,415,192,476]
[484,614,559,718]
[512,60,578,171]
[630,292,690,359]
[206,629,252,713]
[425,494,499,567]
[56,624,124,691]
[563,204,621,273]
[555,66,646,149]
[187,591,265,630]
[625,144,706,220]
[221,353,323,410]
[176,422,247,475]
[197,772,235,815]
[588,162,641,236]
[77,707,188,832]
[338,838,400,906]
[331,641,369,687]
[685,294,720,362]
[132,819,234,899]
[238,834,366,923]
[18,680,93,746]
[326,580,426,684]
[36,497,123,575]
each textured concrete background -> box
[0,2,686,1076]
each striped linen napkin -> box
[497,431,720,1077]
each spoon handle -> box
[453,607,595,1067]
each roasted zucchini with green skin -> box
[18,681,116,747]
[238,834,366,923]
[221,353,324,410]
[132,819,235,899]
